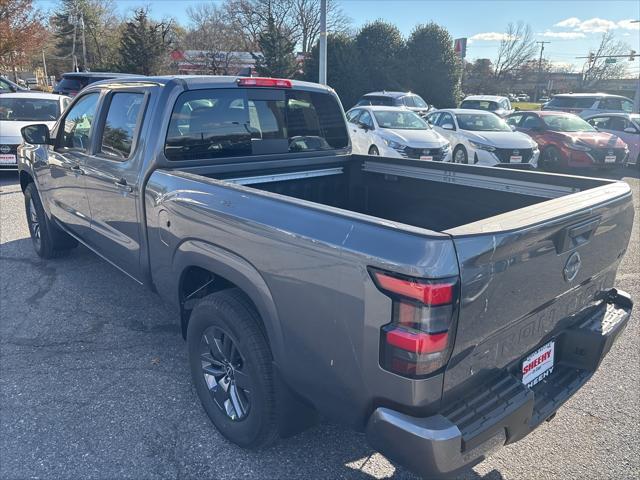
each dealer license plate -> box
[420,155,433,161]
[0,154,17,164]
[522,341,554,387]
[604,155,617,163]
[510,155,523,162]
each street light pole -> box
[535,41,550,102]
[319,0,327,85]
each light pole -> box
[535,41,550,102]
[319,0,327,85]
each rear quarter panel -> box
[145,169,460,426]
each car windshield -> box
[413,96,428,108]
[0,98,59,121]
[356,96,394,107]
[542,114,595,132]
[373,110,429,130]
[460,100,499,111]
[455,113,511,131]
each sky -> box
[35,0,640,74]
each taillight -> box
[237,77,292,88]
[370,268,458,378]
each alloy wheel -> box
[200,326,251,421]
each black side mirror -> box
[358,121,370,131]
[21,124,52,145]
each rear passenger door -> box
[82,89,147,280]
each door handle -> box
[70,164,85,175]
[114,178,133,193]
[554,217,601,253]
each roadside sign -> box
[454,38,467,59]
[605,58,617,64]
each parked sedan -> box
[460,95,514,117]
[426,109,539,167]
[585,113,639,166]
[0,93,71,169]
[506,111,629,170]
[346,106,451,160]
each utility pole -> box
[71,5,78,72]
[535,41,551,102]
[42,50,48,86]
[80,14,87,71]
[319,0,327,85]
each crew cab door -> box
[81,89,147,281]
[47,91,101,237]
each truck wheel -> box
[368,145,379,155]
[453,145,468,164]
[24,183,77,259]
[187,288,278,449]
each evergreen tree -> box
[354,20,405,92]
[253,16,298,78]
[118,8,173,76]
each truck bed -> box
[196,155,605,232]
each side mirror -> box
[510,124,517,131]
[21,124,51,145]
[624,127,637,134]
[442,123,455,131]
[358,121,370,131]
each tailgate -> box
[442,181,634,397]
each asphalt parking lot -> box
[1,168,638,480]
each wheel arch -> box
[19,169,34,192]
[173,240,284,366]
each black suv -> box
[52,72,139,97]
[354,91,433,116]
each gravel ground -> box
[1,168,638,480]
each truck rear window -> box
[165,88,349,161]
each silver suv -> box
[542,93,635,118]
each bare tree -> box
[492,22,537,81]
[185,3,245,74]
[582,31,629,87]
[224,0,296,50]
[291,0,351,53]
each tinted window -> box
[403,96,416,107]
[621,100,634,113]
[358,110,374,129]
[58,93,100,151]
[599,98,623,110]
[426,112,440,125]
[608,116,629,132]
[165,88,348,161]
[460,100,499,111]
[521,115,543,129]
[413,96,428,108]
[587,116,611,129]
[100,93,145,160]
[506,114,523,127]
[0,98,59,121]
[437,112,455,127]
[356,96,394,106]
[346,109,361,124]
[547,96,596,109]
[57,77,86,91]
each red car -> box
[506,111,629,170]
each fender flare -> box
[172,239,285,366]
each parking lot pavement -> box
[1,168,638,480]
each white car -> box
[426,109,539,168]
[346,106,451,161]
[0,93,71,169]
[460,95,514,117]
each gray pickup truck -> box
[17,76,634,478]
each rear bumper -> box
[366,289,632,479]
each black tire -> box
[452,145,468,164]
[368,145,379,156]
[187,288,278,449]
[24,182,77,259]
[540,146,563,172]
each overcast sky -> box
[36,0,640,74]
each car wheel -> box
[24,183,77,258]
[453,145,468,164]
[187,288,278,449]
[368,145,379,156]
[540,146,563,171]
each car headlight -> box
[384,139,406,150]
[469,140,496,152]
[441,143,451,151]
[563,141,591,152]
[531,143,539,151]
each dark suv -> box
[52,72,139,97]
[355,91,433,116]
